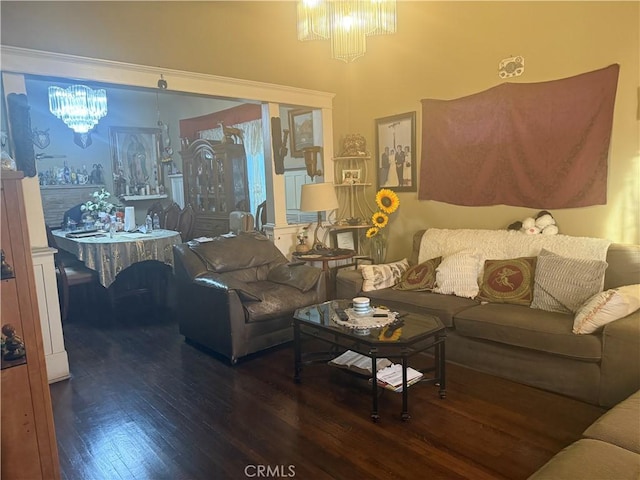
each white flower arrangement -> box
[81,188,117,216]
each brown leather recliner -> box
[173,232,326,364]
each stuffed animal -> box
[508,210,558,235]
[535,210,559,235]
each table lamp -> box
[300,182,339,250]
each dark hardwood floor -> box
[51,298,606,480]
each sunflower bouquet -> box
[366,189,400,263]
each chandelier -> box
[48,84,108,134]
[297,0,397,63]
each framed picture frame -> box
[341,168,361,185]
[331,228,358,251]
[110,126,162,196]
[375,111,417,192]
[289,109,314,158]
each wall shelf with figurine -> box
[332,155,375,224]
[120,194,168,202]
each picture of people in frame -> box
[376,112,416,192]
[342,169,360,185]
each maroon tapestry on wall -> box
[419,64,619,208]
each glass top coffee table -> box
[293,299,446,422]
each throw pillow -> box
[433,250,483,299]
[393,257,442,291]
[360,259,409,292]
[530,249,608,314]
[573,284,640,334]
[477,257,537,306]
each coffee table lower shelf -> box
[293,302,446,422]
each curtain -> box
[419,64,619,208]
[200,119,265,214]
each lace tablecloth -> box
[52,229,182,288]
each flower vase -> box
[369,235,387,264]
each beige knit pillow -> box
[360,259,409,292]
[530,249,608,314]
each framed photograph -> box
[289,109,314,158]
[110,126,162,196]
[375,111,417,192]
[341,169,361,185]
[331,228,358,251]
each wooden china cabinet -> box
[1,171,60,479]
[180,139,250,238]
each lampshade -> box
[48,84,108,134]
[300,182,339,250]
[300,182,339,213]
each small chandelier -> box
[48,84,108,134]
[297,0,397,63]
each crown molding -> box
[0,45,334,109]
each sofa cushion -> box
[433,250,483,299]
[583,390,640,454]
[393,257,441,291]
[531,249,608,314]
[360,259,409,292]
[477,257,537,306]
[453,303,603,361]
[267,264,322,293]
[527,439,640,480]
[573,284,640,334]
[357,288,478,328]
[242,281,320,322]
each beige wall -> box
[2,1,638,257]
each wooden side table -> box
[292,250,356,299]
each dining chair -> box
[163,202,181,231]
[177,204,195,241]
[46,225,99,322]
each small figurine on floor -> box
[2,324,26,360]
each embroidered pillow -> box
[531,249,608,314]
[360,259,409,292]
[573,284,640,334]
[477,257,537,306]
[393,257,442,291]
[433,250,483,299]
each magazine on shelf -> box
[328,350,392,376]
[372,364,424,392]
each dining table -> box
[51,228,182,289]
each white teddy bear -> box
[509,210,559,235]
[535,212,559,235]
[522,217,540,235]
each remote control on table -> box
[335,308,349,321]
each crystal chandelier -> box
[48,84,108,134]
[297,0,396,63]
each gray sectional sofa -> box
[528,390,640,479]
[336,229,640,407]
